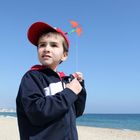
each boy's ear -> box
[61,52,68,62]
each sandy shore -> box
[0,117,19,140]
[0,117,140,140]
[77,126,140,140]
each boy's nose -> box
[44,45,52,52]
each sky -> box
[0,0,140,113]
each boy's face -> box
[37,33,68,71]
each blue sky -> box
[0,0,140,113]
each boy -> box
[16,21,86,140]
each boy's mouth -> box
[42,54,51,59]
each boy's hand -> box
[66,78,82,95]
[72,72,83,82]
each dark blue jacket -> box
[16,67,86,140]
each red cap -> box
[27,22,70,47]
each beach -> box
[0,117,140,140]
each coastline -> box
[77,126,140,140]
[0,117,140,140]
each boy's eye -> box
[51,43,58,47]
[38,43,46,48]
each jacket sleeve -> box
[74,80,87,117]
[17,71,78,126]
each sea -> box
[0,112,140,131]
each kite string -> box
[75,35,78,72]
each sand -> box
[77,126,140,140]
[0,117,19,140]
[0,117,140,140]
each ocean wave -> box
[122,129,132,131]
[0,115,17,119]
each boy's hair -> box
[37,31,69,53]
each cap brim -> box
[27,22,69,47]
